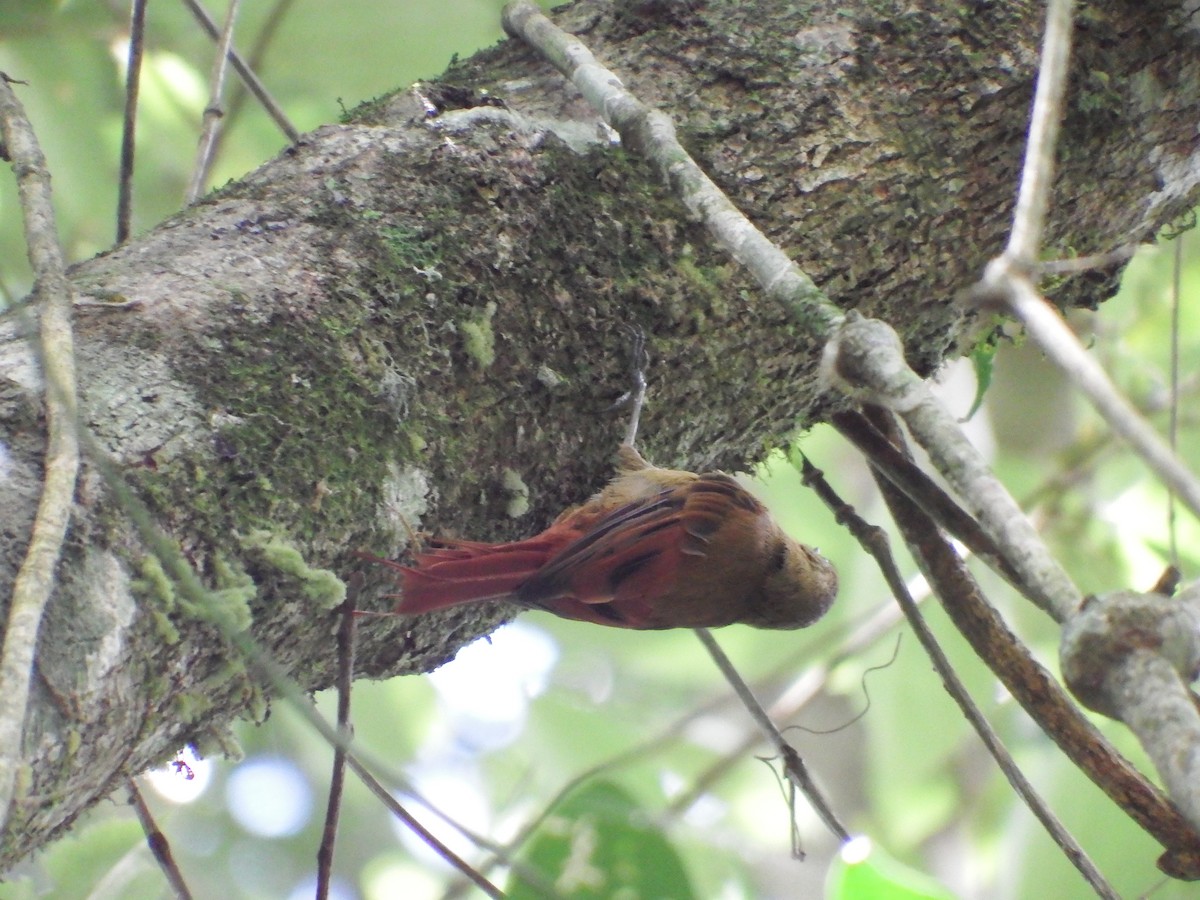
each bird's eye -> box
[769,542,787,572]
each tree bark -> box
[1,0,1198,867]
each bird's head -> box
[748,539,838,630]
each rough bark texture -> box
[1,0,1199,867]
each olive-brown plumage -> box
[376,446,837,630]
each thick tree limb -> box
[1,0,1199,868]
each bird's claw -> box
[610,325,649,447]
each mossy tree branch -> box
[1,0,1198,868]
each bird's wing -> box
[516,474,759,627]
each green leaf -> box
[507,780,696,900]
[828,842,956,900]
[963,337,998,422]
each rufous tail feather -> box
[389,534,573,614]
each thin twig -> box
[1016,375,1200,516]
[233,618,537,895]
[1037,244,1137,276]
[692,627,849,846]
[214,0,298,156]
[1001,0,1075,267]
[618,326,647,447]
[116,0,149,244]
[339,751,504,898]
[316,578,359,900]
[831,410,1023,588]
[231,625,506,897]
[0,72,81,832]
[186,0,242,203]
[799,454,1121,898]
[501,0,841,334]
[465,613,888,894]
[476,593,919,894]
[1168,234,1182,567]
[128,779,195,900]
[179,0,300,143]
[667,595,915,818]
[1003,277,1200,521]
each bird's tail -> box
[368,534,568,615]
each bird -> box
[371,444,837,630]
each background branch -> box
[865,407,1200,879]
[693,627,850,846]
[0,74,80,833]
[802,455,1120,896]
[1061,588,1200,851]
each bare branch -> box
[209,0,299,166]
[116,0,149,245]
[976,0,1200,523]
[1003,0,1075,267]
[832,410,1023,588]
[827,314,1081,622]
[1002,277,1200,521]
[0,72,81,833]
[129,780,195,900]
[865,407,1200,881]
[316,580,359,899]
[1061,588,1200,852]
[180,0,300,143]
[501,0,841,334]
[186,0,242,203]
[230,627,507,897]
[670,590,919,818]
[801,454,1120,897]
[1037,244,1137,276]
[1168,236,1183,565]
[693,627,850,846]
[470,597,917,895]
